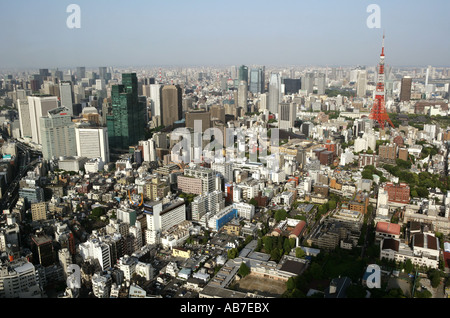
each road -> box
[0,132,42,212]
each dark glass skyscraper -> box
[282,78,301,95]
[107,73,146,151]
[238,65,248,84]
[249,67,265,94]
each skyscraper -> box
[317,73,326,95]
[27,95,59,145]
[357,70,367,98]
[98,67,108,82]
[278,102,296,130]
[59,81,74,116]
[160,85,182,127]
[249,68,262,94]
[75,124,110,163]
[237,80,248,109]
[268,73,281,114]
[238,65,248,84]
[282,78,301,95]
[40,107,77,160]
[76,67,86,81]
[302,73,314,95]
[400,76,412,102]
[107,73,146,151]
[17,99,32,139]
[150,84,161,117]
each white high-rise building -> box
[140,138,156,162]
[144,198,186,245]
[357,70,367,98]
[75,124,110,163]
[191,190,225,222]
[27,95,59,145]
[149,84,161,117]
[211,161,233,183]
[268,73,281,114]
[259,93,268,111]
[40,107,77,160]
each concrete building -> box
[27,95,59,145]
[0,258,40,298]
[144,198,186,245]
[75,124,110,163]
[278,102,296,131]
[160,85,182,127]
[59,81,74,116]
[40,107,77,160]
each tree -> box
[270,248,282,262]
[238,262,250,278]
[429,270,442,288]
[286,277,296,291]
[227,248,238,259]
[263,236,274,254]
[295,247,306,259]
[274,209,288,222]
[283,238,292,255]
[328,200,337,210]
[404,259,413,274]
[249,198,258,207]
[309,262,322,280]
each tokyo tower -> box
[369,33,395,130]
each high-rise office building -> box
[160,85,182,127]
[27,95,59,145]
[302,73,314,95]
[99,67,108,82]
[357,70,367,97]
[237,80,248,109]
[400,76,412,102]
[75,124,110,163]
[17,99,32,139]
[39,69,50,78]
[249,68,264,94]
[144,198,186,245]
[107,73,146,151]
[76,67,86,81]
[278,102,296,130]
[149,84,161,117]
[59,81,74,116]
[31,232,54,267]
[40,107,77,160]
[282,78,301,95]
[238,65,248,84]
[268,73,281,114]
[186,110,211,132]
[317,73,326,95]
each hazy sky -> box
[1,0,449,69]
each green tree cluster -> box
[261,235,296,262]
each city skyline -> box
[1,0,449,69]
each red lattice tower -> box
[369,33,395,130]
